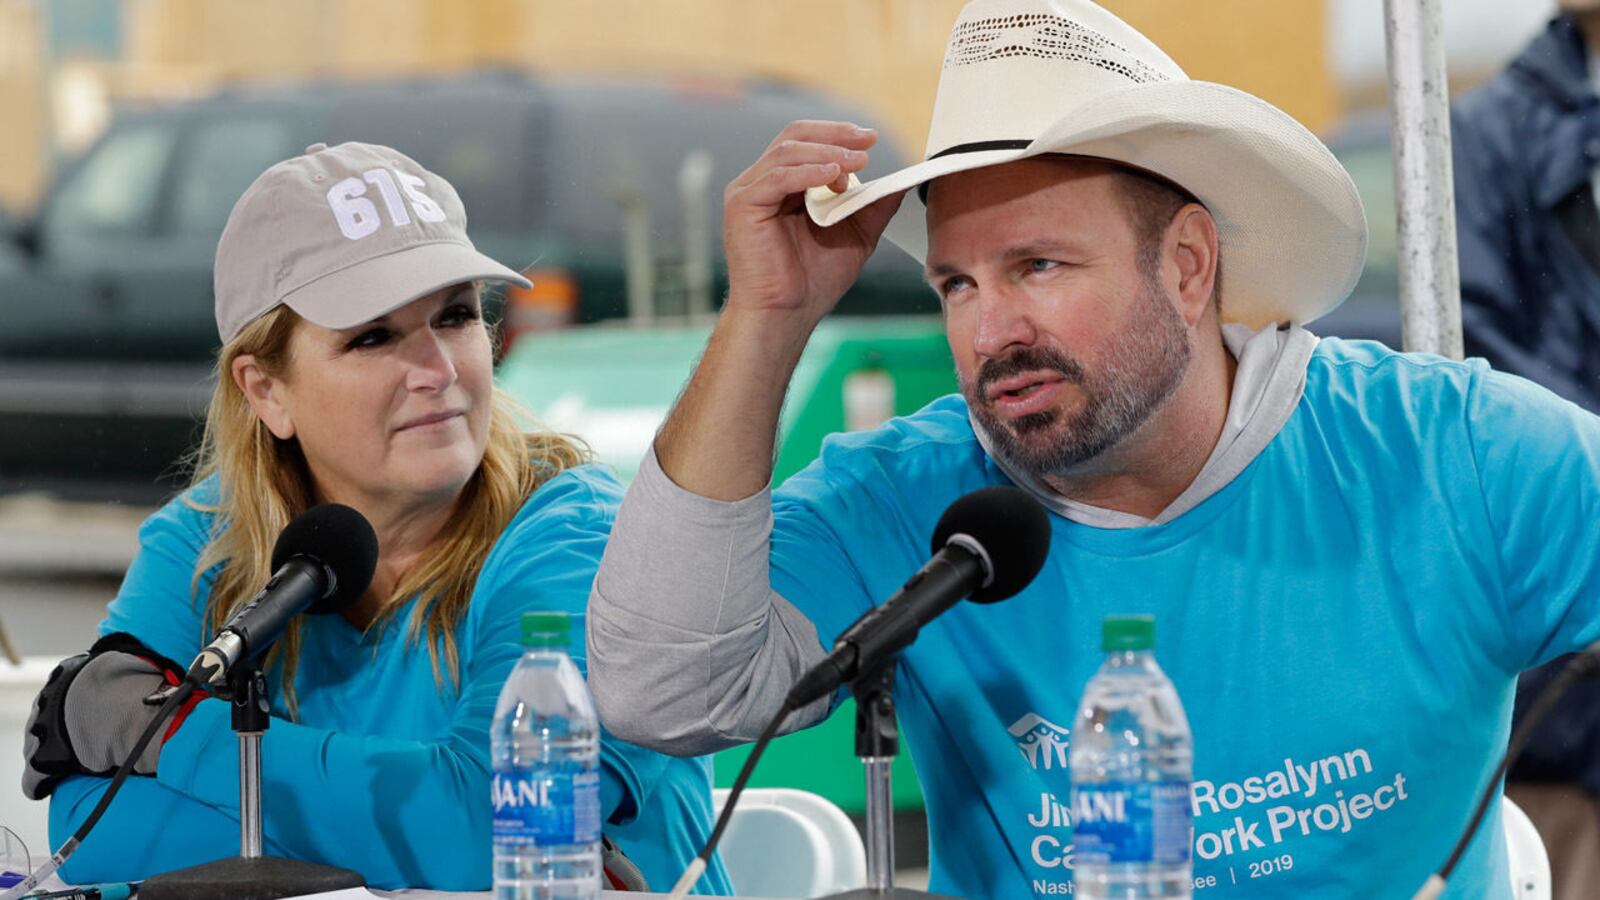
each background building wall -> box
[0,0,1334,212]
[1113,0,1339,142]
[0,0,1566,215]
[0,2,45,211]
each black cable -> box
[0,681,196,900]
[1432,649,1600,885]
[73,681,197,844]
[701,699,797,864]
[664,698,801,898]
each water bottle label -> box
[1072,780,1192,865]
[491,766,601,846]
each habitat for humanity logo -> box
[1008,712,1070,770]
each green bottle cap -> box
[520,611,571,649]
[1102,614,1155,652]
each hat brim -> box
[281,240,533,330]
[806,81,1367,329]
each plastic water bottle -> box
[492,612,602,900]
[1069,615,1193,899]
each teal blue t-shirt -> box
[50,464,730,894]
[768,338,1600,899]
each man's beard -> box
[961,277,1193,479]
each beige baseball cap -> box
[213,141,531,344]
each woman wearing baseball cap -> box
[21,142,731,894]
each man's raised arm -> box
[587,121,906,755]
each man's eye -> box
[1028,259,1061,273]
[346,327,390,350]
[941,276,973,297]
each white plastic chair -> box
[1503,795,1550,900]
[0,656,59,863]
[710,787,866,898]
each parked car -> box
[0,70,929,501]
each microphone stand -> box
[822,661,961,900]
[141,660,367,900]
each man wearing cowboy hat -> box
[588,1,1600,896]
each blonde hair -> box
[186,300,588,717]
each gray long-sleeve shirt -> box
[587,448,833,755]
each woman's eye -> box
[345,327,391,350]
[438,303,480,327]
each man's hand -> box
[655,121,907,499]
[21,633,206,800]
[722,120,906,324]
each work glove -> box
[21,632,206,800]
[602,836,651,891]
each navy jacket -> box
[1453,15,1600,412]
[1453,16,1600,793]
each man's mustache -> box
[975,347,1084,397]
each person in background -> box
[1454,1,1600,407]
[19,142,730,894]
[1453,4,1600,896]
[587,0,1600,896]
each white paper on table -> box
[288,883,643,890]
[284,883,486,890]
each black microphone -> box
[186,503,379,686]
[785,486,1051,708]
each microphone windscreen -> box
[270,503,379,614]
[931,486,1051,604]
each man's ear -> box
[232,354,295,440]
[1169,204,1220,328]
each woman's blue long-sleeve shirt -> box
[49,464,730,893]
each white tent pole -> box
[1381,0,1464,359]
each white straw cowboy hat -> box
[806,0,1367,329]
